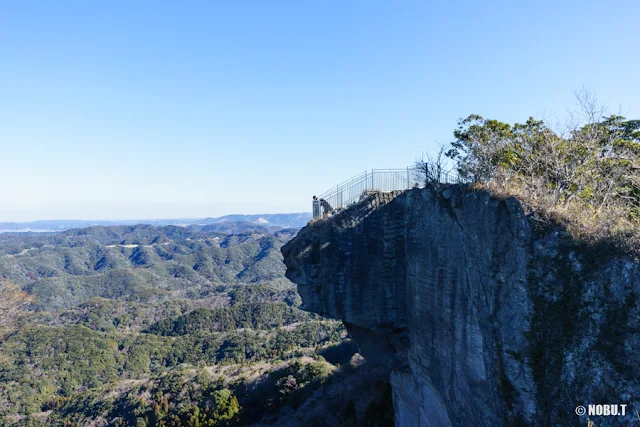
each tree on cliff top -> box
[444,93,639,247]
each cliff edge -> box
[281,187,639,426]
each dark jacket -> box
[320,199,333,213]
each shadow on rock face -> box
[281,187,640,427]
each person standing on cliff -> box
[319,198,333,217]
[312,196,321,218]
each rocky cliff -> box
[281,186,639,426]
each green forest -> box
[0,225,392,426]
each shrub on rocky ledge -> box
[439,96,639,252]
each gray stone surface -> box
[282,186,640,426]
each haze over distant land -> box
[0,202,309,223]
[0,213,311,233]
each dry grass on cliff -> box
[434,93,640,257]
[473,177,640,256]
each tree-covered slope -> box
[0,224,391,427]
[0,225,293,310]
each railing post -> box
[406,166,410,189]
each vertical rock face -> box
[281,187,640,427]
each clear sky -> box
[1,0,638,221]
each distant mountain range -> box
[0,212,311,233]
[196,213,312,228]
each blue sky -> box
[1,0,638,221]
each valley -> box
[0,221,392,427]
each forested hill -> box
[0,223,393,426]
[0,224,297,311]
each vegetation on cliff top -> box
[435,93,639,251]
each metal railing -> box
[312,167,464,218]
